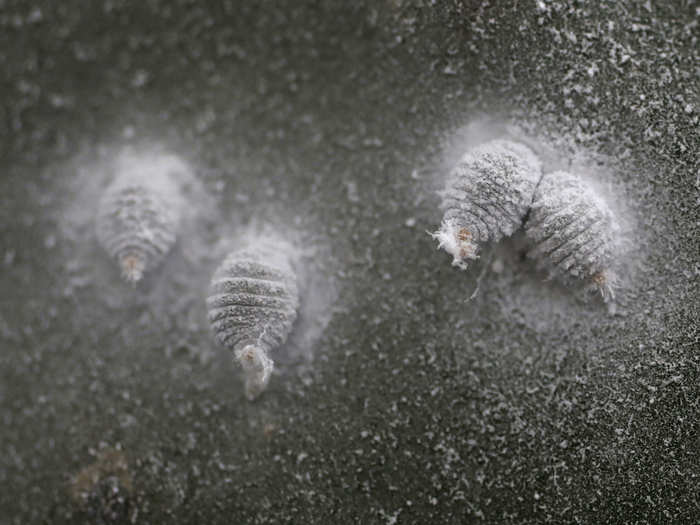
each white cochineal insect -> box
[207,241,299,400]
[432,139,542,269]
[524,171,619,301]
[96,159,184,283]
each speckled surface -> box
[0,1,698,523]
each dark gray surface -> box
[1,1,698,523]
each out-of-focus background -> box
[0,1,697,523]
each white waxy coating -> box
[96,163,182,283]
[207,242,299,400]
[433,139,542,268]
[525,171,618,300]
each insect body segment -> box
[431,139,621,304]
[433,139,542,269]
[207,242,299,400]
[96,169,182,283]
[524,171,618,300]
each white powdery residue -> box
[525,170,620,301]
[433,138,543,270]
[431,219,479,269]
[234,344,274,400]
[207,236,300,400]
[96,152,190,284]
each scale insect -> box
[206,241,299,400]
[96,160,183,284]
[524,170,619,301]
[432,139,542,269]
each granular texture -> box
[96,164,182,283]
[525,171,619,300]
[434,139,542,268]
[207,241,299,399]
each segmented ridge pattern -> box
[525,171,616,280]
[441,140,543,244]
[206,245,299,356]
[96,181,180,280]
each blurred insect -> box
[207,241,299,400]
[432,139,542,269]
[69,448,135,524]
[524,170,619,301]
[96,159,183,283]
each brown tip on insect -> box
[430,221,479,270]
[263,423,276,438]
[592,271,615,302]
[119,253,145,284]
[458,228,471,241]
[458,229,474,258]
[235,344,274,401]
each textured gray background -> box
[0,1,698,523]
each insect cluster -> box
[93,153,304,399]
[206,241,299,400]
[433,139,620,300]
[89,133,620,402]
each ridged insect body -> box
[433,139,542,269]
[96,168,182,283]
[207,242,299,400]
[524,171,618,300]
